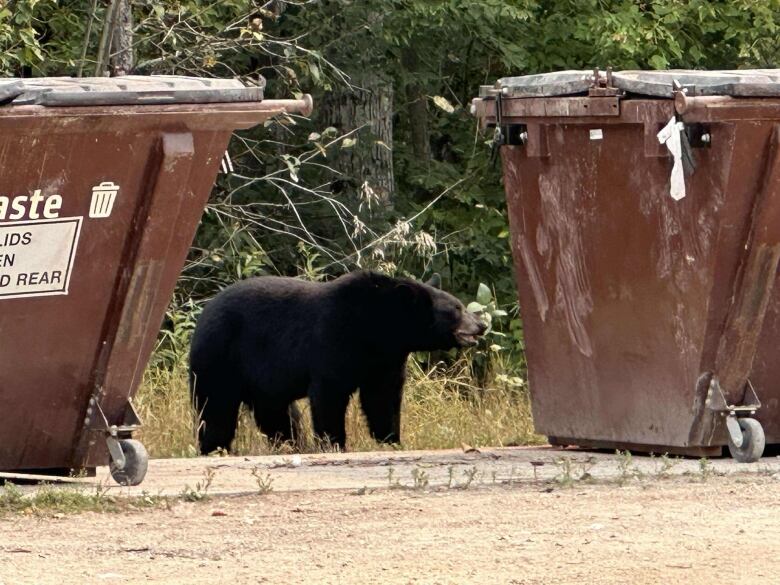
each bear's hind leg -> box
[253,402,299,447]
[309,386,351,451]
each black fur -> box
[189,270,486,453]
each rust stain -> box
[116,261,163,345]
[538,173,594,357]
[518,236,549,322]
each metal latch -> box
[490,92,505,163]
[588,67,622,97]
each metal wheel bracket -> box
[89,398,142,437]
[705,376,761,414]
[87,399,143,471]
[705,375,762,450]
[743,380,761,410]
[106,436,126,471]
[725,414,744,449]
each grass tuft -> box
[0,483,167,516]
[134,357,542,458]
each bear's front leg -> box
[359,361,405,445]
[309,383,352,450]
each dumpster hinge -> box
[672,81,713,166]
[489,91,505,163]
[490,92,528,164]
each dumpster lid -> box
[489,71,596,98]
[612,70,780,97]
[0,75,265,107]
[489,69,780,98]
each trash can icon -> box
[89,182,120,218]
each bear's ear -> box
[425,273,442,289]
[394,281,426,305]
[365,270,393,289]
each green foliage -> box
[467,282,509,335]
[0,0,52,73]
[277,0,780,373]
[463,281,515,384]
[8,0,780,382]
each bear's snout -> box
[455,312,488,347]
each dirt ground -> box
[2,447,780,585]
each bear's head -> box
[353,271,487,353]
[416,273,488,351]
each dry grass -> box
[134,358,542,458]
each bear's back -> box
[191,277,323,359]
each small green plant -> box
[387,467,402,489]
[411,467,429,490]
[555,457,575,488]
[616,450,644,485]
[179,486,203,502]
[578,457,596,482]
[0,483,26,513]
[656,453,679,478]
[460,466,479,489]
[181,467,217,502]
[251,467,274,494]
[698,458,713,482]
[616,450,632,484]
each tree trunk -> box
[322,72,394,208]
[110,0,134,75]
[402,49,430,162]
[406,86,430,162]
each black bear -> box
[189,270,486,454]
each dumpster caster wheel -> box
[727,418,765,463]
[109,439,149,486]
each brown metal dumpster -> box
[0,76,312,484]
[473,69,780,462]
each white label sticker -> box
[0,217,82,299]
